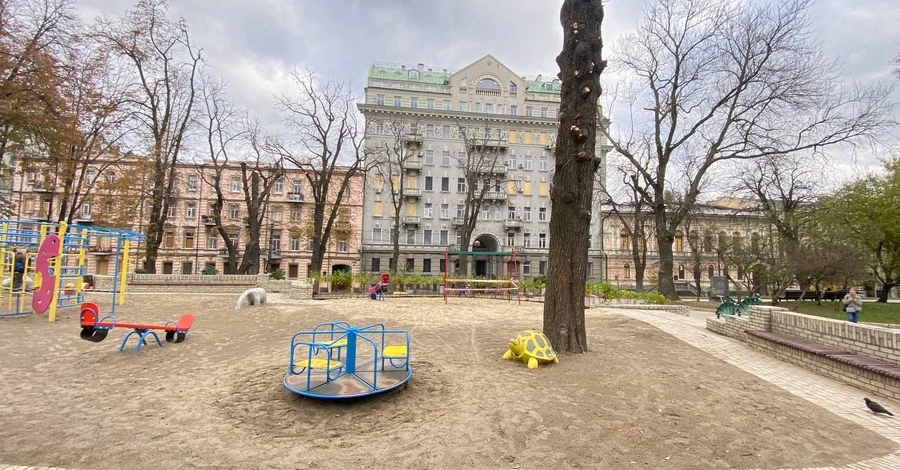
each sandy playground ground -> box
[0,294,895,470]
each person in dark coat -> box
[12,250,25,291]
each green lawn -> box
[775,301,900,324]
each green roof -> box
[368,65,451,85]
[525,79,561,94]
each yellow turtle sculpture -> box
[502,330,559,369]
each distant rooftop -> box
[368,60,561,94]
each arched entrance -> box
[472,233,501,278]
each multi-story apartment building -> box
[10,157,364,279]
[601,197,773,294]
[358,55,609,279]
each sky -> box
[76,0,900,177]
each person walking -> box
[843,290,863,323]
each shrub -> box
[330,270,352,290]
[134,268,148,274]
[201,266,217,275]
[270,268,285,280]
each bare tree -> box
[454,124,510,275]
[603,0,893,300]
[94,0,202,273]
[543,0,605,354]
[196,74,246,274]
[272,69,364,280]
[367,117,421,273]
[602,168,652,291]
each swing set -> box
[442,248,521,304]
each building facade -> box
[601,197,773,294]
[10,158,364,280]
[358,55,609,279]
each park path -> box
[5,307,900,470]
[615,307,900,470]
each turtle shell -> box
[519,330,557,361]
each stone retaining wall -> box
[706,305,900,399]
[91,273,313,299]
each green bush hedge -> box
[586,281,668,305]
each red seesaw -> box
[79,302,195,354]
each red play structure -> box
[79,302,195,353]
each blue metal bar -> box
[111,236,122,314]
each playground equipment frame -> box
[442,248,521,304]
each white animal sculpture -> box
[236,287,267,310]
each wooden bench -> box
[747,330,900,380]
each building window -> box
[231,177,240,192]
[424,176,433,191]
[678,264,686,280]
[509,82,517,92]
[441,177,449,192]
[207,235,218,249]
[290,236,301,251]
[440,230,448,245]
[425,150,434,165]
[675,230,684,252]
[229,205,239,219]
[457,178,466,193]
[485,103,493,114]
[291,208,302,221]
[507,232,515,246]
[439,258,446,273]
[459,101,468,112]
[508,154,517,170]
[523,233,531,248]
[440,204,449,219]
[539,233,546,248]
[188,174,198,191]
[523,206,532,221]
[406,229,415,245]
[539,261,547,275]
[185,202,196,219]
[426,99,434,109]
[442,125,451,139]
[338,240,348,252]
[423,258,432,273]
[372,228,382,243]
[540,107,548,118]
[164,231,175,248]
[410,97,418,108]
[497,104,504,114]
[393,96,401,107]
[524,155,532,170]
[540,154,548,171]
[82,201,91,217]
[371,258,381,272]
[619,229,629,251]
[443,100,450,110]
[474,102,482,113]
[376,94,385,106]
[708,265,715,278]
[405,258,415,272]
[523,262,531,276]
[624,263,631,279]
[751,233,760,254]
[184,231,195,249]
[526,106,533,117]
[426,124,434,138]
[424,229,432,245]
[274,179,283,194]
[167,205,175,217]
[508,206,516,219]
[106,171,116,183]
[86,169,96,184]
[456,205,463,218]
[510,105,517,116]
[539,207,547,222]
[441,151,451,167]
[272,209,282,221]
[293,180,302,194]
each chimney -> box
[401,64,406,69]
[417,63,424,71]
[536,74,542,81]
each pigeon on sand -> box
[865,398,894,416]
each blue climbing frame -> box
[284,322,412,399]
[0,219,145,318]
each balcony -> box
[402,216,421,225]
[467,139,509,150]
[477,163,507,175]
[88,245,113,255]
[403,188,422,198]
[217,249,240,258]
[286,193,304,203]
[405,160,423,171]
[452,217,464,226]
[504,219,523,230]
[266,250,282,260]
[403,133,423,145]
[483,191,508,201]
[203,216,217,226]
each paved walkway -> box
[615,308,900,470]
[5,308,900,470]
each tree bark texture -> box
[543,0,605,354]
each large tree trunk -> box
[543,0,604,354]
[878,282,897,303]
[392,214,401,273]
[656,222,677,300]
